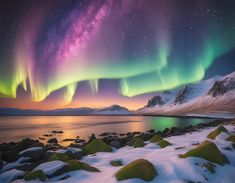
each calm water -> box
[0,116,215,145]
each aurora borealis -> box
[0,0,235,110]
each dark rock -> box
[88,133,96,143]
[10,138,39,152]
[62,139,75,142]
[43,151,54,161]
[52,130,63,134]
[3,151,20,162]
[47,138,58,144]
[19,147,45,161]
[110,140,121,149]
[43,134,52,137]
[148,129,155,134]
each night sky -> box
[0,0,235,110]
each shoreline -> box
[0,119,235,182]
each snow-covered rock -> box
[0,169,25,183]
[34,160,69,177]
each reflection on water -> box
[0,116,215,145]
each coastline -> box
[0,118,235,182]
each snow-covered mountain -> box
[138,72,235,118]
[92,105,131,115]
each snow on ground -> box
[11,124,235,183]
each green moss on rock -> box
[116,159,157,181]
[179,141,229,165]
[201,162,216,173]
[24,170,46,181]
[110,160,123,166]
[66,159,100,172]
[158,140,171,148]
[149,135,163,143]
[207,126,228,140]
[226,135,235,142]
[48,153,71,162]
[133,138,145,148]
[83,139,112,154]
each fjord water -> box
[0,116,215,144]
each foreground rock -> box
[180,141,229,165]
[116,159,157,181]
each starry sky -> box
[0,0,235,110]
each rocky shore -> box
[0,119,235,182]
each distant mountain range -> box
[138,71,235,118]
[1,71,235,118]
[0,105,131,116]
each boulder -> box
[132,138,145,148]
[83,139,112,154]
[47,138,58,144]
[19,147,44,161]
[110,140,121,149]
[158,140,171,148]
[24,170,46,181]
[34,160,69,178]
[66,160,100,172]
[66,147,82,160]
[179,141,229,165]
[149,135,163,143]
[110,160,123,166]
[116,159,157,181]
[207,126,228,140]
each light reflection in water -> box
[0,116,215,145]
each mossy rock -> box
[48,153,71,162]
[83,139,112,154]
[158,140,171,148]
[24,170,46,181]
[110,160,123,166]
[66,159,100,172]
[179,141,229,165]
[226,135,235,142]
[149,135,163,143]
[201,162,216,173]
[207,126,228,140]
[133,138,145,148]
[116,159,157,181]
